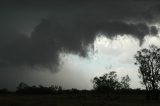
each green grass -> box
[0,94,160,106]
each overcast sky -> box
[1,0,160,90]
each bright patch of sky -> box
[53,34,160,90]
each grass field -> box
[0,94,160,106]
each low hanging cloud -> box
[0,0,159,70]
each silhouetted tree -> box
[120,75,131,89]
[135,45,160,100]
[17,82,29,91]
[0,88,9,94]
[92,71,130,94]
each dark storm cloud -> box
[0,0,159,70]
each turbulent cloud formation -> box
[0,0,160,70]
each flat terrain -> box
[0,94,160,106]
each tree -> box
[120,75,131,89]
[92,71,130,93]
[135,45,160,100]
[17,82,29,91]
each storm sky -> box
[1,0,160,90]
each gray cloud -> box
[0,0,159,70]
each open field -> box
[0,94,160,106]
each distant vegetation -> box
[16,82,62,94]
[0,88,9,94]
